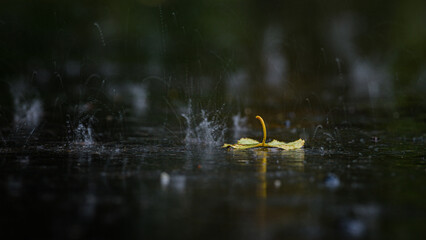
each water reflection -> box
[255,150,268,199]
[252,148,306,239]
[2,129,425,239]
[252,148,306,199]
[255,150,268,240]
[280,149,305,171]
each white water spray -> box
[14,99,43,129]
[67,113,96,146]
[11,81,43,129]
[75,122,94,145]
[181,101,225,147]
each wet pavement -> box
[1,113,425,240]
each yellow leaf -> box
[264,139,305,150]
[223,116,305,150]
[237,138,259,145]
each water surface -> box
[1,112,425,239]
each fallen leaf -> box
[223,116,304,150]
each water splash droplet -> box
[181,100,225,147]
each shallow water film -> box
[1,0,425,239]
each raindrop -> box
[274,179,282,188]
[324,173,340,189]
[285,119,291,129]
[93,22,106,47]
[160,172,170,188]
[341,219,366,238]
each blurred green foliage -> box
[0,0,424,125]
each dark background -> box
[1,0,425,138]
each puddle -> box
[1,116,425,239]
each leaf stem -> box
[256,116,267,146]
